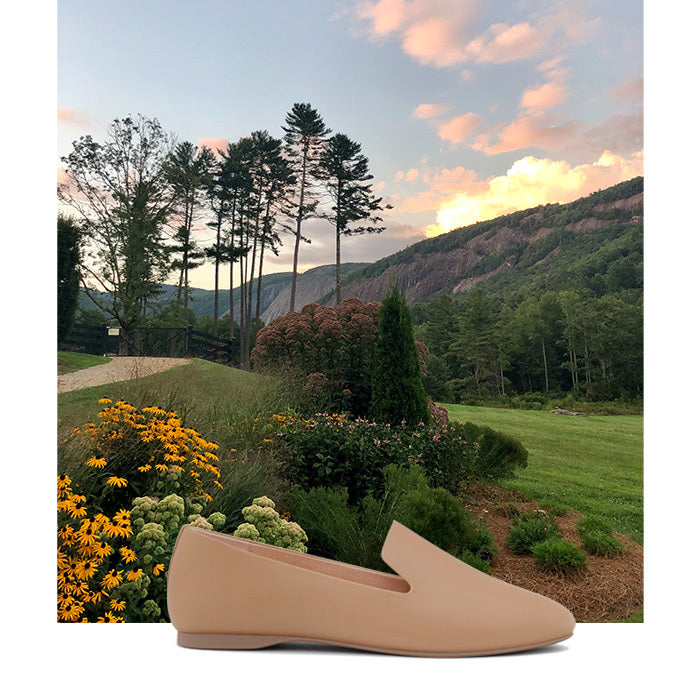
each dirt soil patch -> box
[462,483,643,622]
[57,356,192,394]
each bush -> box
[233,496,308,552]
[66,399,223,513]
[506,511,560,554]
[577,515,623,556]
[57,476,225,623]
[531,538,587,574]
[285,464,496,571]
[400,487,496,559]
[272,413,527,502]
[458,550,492,575]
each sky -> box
[57,0,643,290]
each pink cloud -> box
[198,137,229,155]
[473,109,642,161]
[437,112,482,145]
[405,168,420,181]
[608,76,643,103]
[412,103,451,120]
[520,79,567,113]
[57,107,94,129]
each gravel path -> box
[57,356,192,394]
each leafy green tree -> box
[282,103,330,312]
[58,114,175,334]
[370,285,429,427]
[316,133,385,305]
[57,215,83,342]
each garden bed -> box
[463,483,643,622]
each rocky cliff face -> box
[261,263,367,322]
[337,187,643,306]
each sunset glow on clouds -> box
[421,150,644,237]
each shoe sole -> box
[177,631,573,657]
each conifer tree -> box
[282,103,330,312]
[316,133,385,305]
[370,285,430,427]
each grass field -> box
[442,403,643,545]
[57,351,111,374]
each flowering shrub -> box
[58,474,138,622]
[267,412,526,501]
[59,400,227,622]
[234,496,308,552]
[71,399,223,512]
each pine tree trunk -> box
[213,216,221,336]
[335,187,342,306]
[290,142,309,313]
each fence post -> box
[185,325,192,357]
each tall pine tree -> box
[282,103,330,312]
[316,133,385,305]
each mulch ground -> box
[461,483,643,622]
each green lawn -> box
[442,404,643,545]
[58,351,111,374]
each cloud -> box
[423,150,643,236]
[608,76,643,103]
[437,112,482,144]
[412,103,451,119]
[197,137,229,155]
[473,109,642,160]
[355,0,486,67]
[520,79,567,113]
[57,107,94,129]
[395,170,405,181]
[405,168,419,181]
[355,1,597,67]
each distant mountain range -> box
[79,177,643,322]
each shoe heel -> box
[177,632,292,650]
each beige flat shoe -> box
[167,521,575,656]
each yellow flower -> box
[137,464,152,472]
[101,569,123,590]
[91,541,112,559]
[85,456,107,469]
[126,568,143,582]
[110,599,126,611]
[65,500,87,519]
[119,547,137,564]
[106,476,128,488]
[155,463,168,473]
[114,509,131,524]
[152,563,165,577]
[74,559,98,580]
[98,398,112,404]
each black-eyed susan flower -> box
[91,541,112,559]
[98,398,112,405]
[152,563,165,576]
[137,464,152,472]
[119,547,137,564]
[106,476,128,488]
[74,559,98,580]
[101,569,123,590]
[126,568,143,582]
[85,456,107,469]
[65,500,88,519]
[109,599,126,612]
